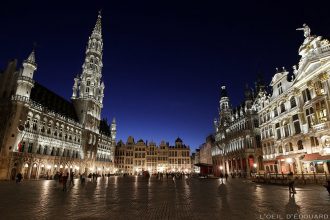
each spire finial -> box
[92,10,102,36]
[24,45,37,66]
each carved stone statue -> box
[296,24,311,38]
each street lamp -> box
[219,166,223,170]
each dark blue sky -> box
[1,0,330,150]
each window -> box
[292,114,301,134]
[278,82,283,95]
[280,103,286,113]
[290,97,297,108]
[315,100,327,123]
[28,143,33,153]
[306,107,315,128]
[289,143,293,151]
[37,145,41,154]
[20,142,26,152]
[269,125,273,137]
[278,145,283,153]
[314,81,325,96]
[86,87,89,93]
[283,123,290,137]
[310,136,319,147]
[302,88,312,102]
[276,123,281,140]
[297,140,304,150]
[273,107,278,117]
[87,81,91,86]
[43,146,47,155]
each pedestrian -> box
[323,180,330,195]
[287,172,296,194]
[69,171,74,186]
[220,172,224,184]
[225,173,229,181]
[62,172,68,191]
[16,173,22,183]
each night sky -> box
[1,1,330,150]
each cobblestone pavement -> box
[0,176,329,220]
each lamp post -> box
[253,163,257,173]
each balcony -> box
[11,95,29,103]
[17,75,35,85]
[312,121,330,132]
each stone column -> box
[246,158,250,176]
[296,157,303,173]
[324,162,329,174]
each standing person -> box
[69,171,74,186]
[323,180,330,195]
[288,172,296,194]
[62,172,68,192]
[16,173,22,183]
[225,173,229,182]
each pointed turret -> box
[111,117,117,141]
[24,49,37,67]
[16,49,37,99]
[219,85,231,126]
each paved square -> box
[0,177,329,220]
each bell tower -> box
[72,11,105,133]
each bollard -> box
[313,171,316,184]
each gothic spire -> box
[24,48,37,67]
[92,10,102,38]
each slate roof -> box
[30,82,79,122]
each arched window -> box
[290,97,297,108]
[289,142,293,151]
[273,107,278,117]
[280,103,286,113]
[43,146,48,155]
[297,140,304,150]
[278,145,283,153]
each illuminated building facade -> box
[0,12,116,180]
[258,25,330,174]
[115,137,191,174]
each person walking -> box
[69,171,74,186]
[323,180,330,195]
[62,172,68,192]
[288,172,296,194]
[225,173,229,181]
[219,172,224,184]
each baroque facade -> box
[0,12,116,180]
[212,86,262,176]
[257,25,330,174]
[114,137,191,175]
